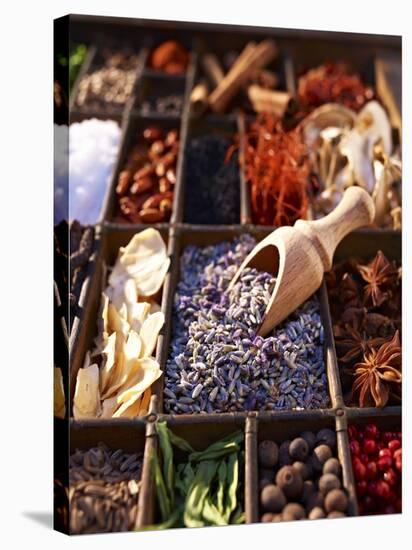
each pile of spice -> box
[152,422,244,528]
[243,114,311,226]
[69,444,143,534]
[73,229,169,419]
[299,101,402,229]
[141,93,184,116]
[348,423,401,515]
[75,50,139,111]
[184,135,240,224]
[165,235,329,413]
[259,428,349,521]
[298,62,374,111]
[326,250,401,407]
[114,126,179,223]
[54,220,95,330]
[149,41,189,74]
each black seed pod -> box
[289,437,309,461]
[260,484,287,513]
[275,466,303,500]
[258,440,279,468]
[316,428,336,448]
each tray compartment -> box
[155,225,342,414]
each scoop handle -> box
[295,186,375,271]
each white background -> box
[0,0,409,548]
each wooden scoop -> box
[229,186,375,336]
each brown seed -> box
[165,129,179,147]
[258,440,279,468]
[323,457,342,477]
[260,484,286,513]
[159,198,172,214]
[327,510,346,518]
[275,466,303,500]
[166,168,176,184]
[292,461,310,480]
[139,208,164,223]
[278,440,292,466]
[309,506,326,520]
[324,489,348,513]
[289,437,309,461]
[301,480,316,503]
[159,177,171,193]
[116,170,132,195]
[261,513,275,522]
[319,473,341,495]
[282,503,306,521]
[149,140,165,158]
[133,164,155,181]
[143,126,162,142]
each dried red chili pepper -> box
[242,113,310,226]
[298,62,374,111]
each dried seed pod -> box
[260,484,286,513]
[292,461,310,481]
[309,506,326,520]
[275,466,303,500]
[139,208,164,223]
[300,430,316,451]
[323,457,342,477]
[134,164,155,181]
[142,191,173,211]
[316,428,336,448]
[301,480,316,503]
[289,437,310,461]
[282,503,306,521]
[306,491,324,513]
[324,489,348,513]
[278,440,292,466]
[258,440,279,468]
[318,473,341,495]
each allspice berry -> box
[319,473,341,495]
[323,457,342,477]
[308,506,326,520]
[289,437,309,461]
[327,511,346,519]
[260,484,287,513]
[272,514,283,522]
[316,428,336,448]
[306,491,324,513]
[312,444,332,470]
[275,466,303,500]
[292,461,310,481]
[324,489,348,513]
[259,478,271,491]
[300,430,316,451]
[278,440,292,466]
[260,468,275,483]
[282,503,306,521]
[301,480,316,503]
[258,440,279,468]
[261,513,274,522]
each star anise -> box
[358,251,398,307]
[335,325,386,364]
[351,330,401,407]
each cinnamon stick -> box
[248,85,291,116]
[202,54,225,86]
[209,39,278,113]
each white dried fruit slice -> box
[140,311,165,357]
[129,301,151,333]
[54,367,65,419]
[139,388,152,416]
[100,396,119,418]
[135,257,170,297]
[108,303,130,336]
[112,395,143,418]
[116,357,161,405]
[101,332,127,399]
[73,364,101,419]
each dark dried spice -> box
[351,330,402,407]
[358,251,399,307]
[243,113,310,226]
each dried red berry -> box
[375,480,391,500]
[365,461,377,480]
[349,440,360,456]
[378,456,392,472]
[383,468,397,486]
[363,439,377,455]
[388,440,401,453]
[365,424,379,439]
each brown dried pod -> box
[149,140,165,159]
[258,440,279,468]
[116,170,132,195]
[159,199,172,214]
[133,164,155,181]
[282,503,306,521]
[289,437,310,461]
[139,208,164,223]
[130,176,154,195]
[165,129,179,147]
[142,191,173,210]
[312,445,333,470]
[318,474,341,495]
[166,168,177,185]
[159,178,171,193]
[324,489,348,513]
[143,126,163,142]
[275,466,303,500]
[261,484,286,513]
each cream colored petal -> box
[138,388,152,416]
[101,332,126,400]
[112,395,143,418]
[136,257,170,297]
[129,302,151,333]
[54,367,65,419]
[108,303,130,336]
[116,357,161,405]
[125,330,143,360]
[100,332,117,394]
[73,364,101,419]
[140,311,165,357]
